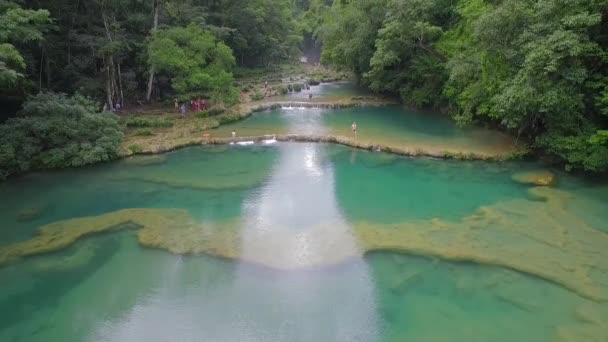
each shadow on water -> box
[0,231,123,338]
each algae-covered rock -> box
[31,240,97,272]
[512,170,556,186]
[2,186,608,303]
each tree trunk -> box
[67,0,80,66]
[101,8,117,108]
[146,65,156,102]
[104,57,113,110]
[145,0,160,102]
[46,50,51,89]
[117,62,124,106]
[39,49,44,92]
[111,64,119,105]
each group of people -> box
[175,98,208,116]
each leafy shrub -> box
[133,128,154,136]
[218,113,242,125]
[128,144,143,154]
[538,130,608,172]
[0,93,123,180]
[191,122,207,133]
[195,110,210,118]
[124,116,174,128]
[148,24,240,107]
[277,86,289,95]
[208,107,225,116]
[211,86,241,107]
[292,83,303,92]
[287,84,293,92]
[251,91,265,101]
[308,79,320,86]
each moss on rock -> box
[512,170,557,186]
[2,187,608,302]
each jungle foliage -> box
[321,0,608,172]
[0,93,122,180]
[1,0,301,106]
[0,0,303,177]
[2,0,608,175]
[147,24,239,105]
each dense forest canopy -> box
[1,0,608,177]
[0,0,304,179]
[321,0,608,172]
[1,0,302,105]
[147,24,239,105]
[0,92,122,179]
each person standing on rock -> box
[351,122,357,138]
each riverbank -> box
[120,96,527,161]
[119,97,395,155]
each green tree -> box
[147,24,239,105]
[321,0,388,77]
[319,0,608,172]
[209,0,301,66]
[366,0,453,106]
[442,0,608,171]
[0,92,122,179]
[0,0,49,89]
[296,0,333,39]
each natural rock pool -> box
[1,82,607,341]
[1,141,607,341]
[212,105,519,158]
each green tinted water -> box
[1,82,607,341]
[213,106,518,156]
[0,143,606,341]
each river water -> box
[0,83,606,341]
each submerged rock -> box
[31,240,97,272]
[2,187,608,303]
[17,202,49,222]
[511,170,556,186]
